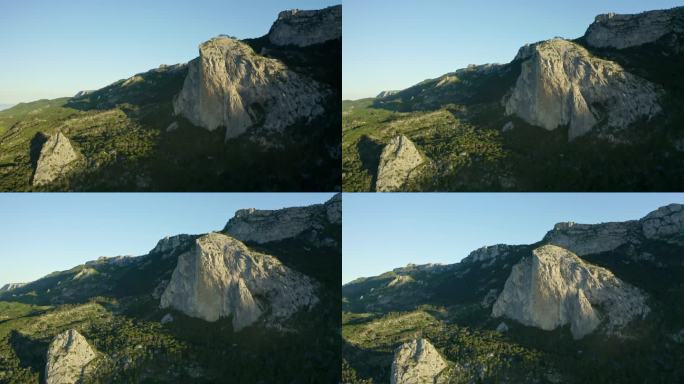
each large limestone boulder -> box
[375,135,425,192]
[585,7,684,49]
[504,39,661,140]
[32,132,78,186]
[492,245,649,339]
[160,233,318,331]
[45,329,96,384]
[390,338,449,384]
[173,37,325,141]
[268,5,341,47]
[223,193,340,244]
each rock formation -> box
[584,7,684,49]
[268,5,342,47]
[542,220,641,256]
[492,245,649,339]
[45,329,96,384]
[160,233,318,331]
[390,338,449,384]
[0,283,25,292]
[640,203,684,241]
[375,135,425,192]
[223,193,340,244]
[544,203,684,255]
[150,234,194,256]
[504,39,661,140]
[377,90,400,98]
[173,37,325,141]
[32,132,79,186]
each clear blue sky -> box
[343,193,684,284]
[0,0,339,104]
[0,193,335,287]
[343,0,684,100]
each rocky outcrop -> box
[492,245,649,339]
[377,90,400,98]
[461,244,518,266]
[223,193,340,244]
[375,135,425,192]
[504,39,661,140]
[390,338,449,384]
[584,7,684,49]
[543,220,641,256]
[268,5,341,47]
[45,329,96,384]
[173,37,325,141]
[544,203,684,254]
[160,233,318,331]
[32,132,79,186]
[640,203,684,241]
[0,283,25,292]
[150,234,194,256]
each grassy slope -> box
[0,38,341,192]
[342,35,684,192]
[341,240,684,383]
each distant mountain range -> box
[342,203,684,384]
[343,6,684,192]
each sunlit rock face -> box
[504,39,661,140]
[390,338,449,384]
[173,37,325,141]
[268,5,342,47]
[492,245,649,339]
[45,329,96,384]
[32,132,79,186]
[375,135,425,192]
[160,233,318,331]
[584,7,684,49]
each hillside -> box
[342,204,684,383]
[0,194,341,383]
[0,5,341,192]
[342,6,684,192]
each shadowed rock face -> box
[223,193,340,244]
[585,7,684,49]
[45,329,96,384]
[268,5,342,47]
[32,132,78,186]
[375,135,425,192]
[505,39,661,140]
[173,37,326,141]
[390,338,449,384]
[492,245,649,339]
[160,233,318,331]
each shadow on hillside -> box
[29,132,48,170]
[357,135,383,190]
[9,330,48,382]
[343,340,393,383]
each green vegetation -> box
[0,37,341,192]
[342,36,684,191]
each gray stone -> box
[32,132,79,186]
[173,37,326,141]
[160,233,318,331]
[376,135,425,192]
[223,194,340,244]
[492,245,649,339]
[268,5,341,47]
[505,39,661,140]
[391,338,449,384]
[585,7,684,49]
[45,329,96,384]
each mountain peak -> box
[269,5,342,47]
[585,6,684,49]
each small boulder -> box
[496,322,509,333]
[376,135,425,192]
[45,329,96,384]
